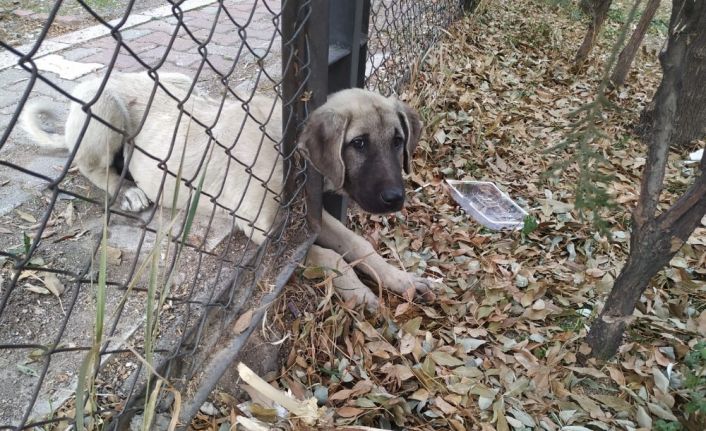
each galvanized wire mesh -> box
[0,0,468,429]
[0,1,316,429]
[365,0,468,95]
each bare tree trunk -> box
[575,0,613,67]
[639,1,706,147]
[611,0,660,87]
[587,178,706,358]
[672,25,706,147]
[587,0,706,360]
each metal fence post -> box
[323,0,371,222]
[282,0,329,233]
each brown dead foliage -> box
[217,0,706,430]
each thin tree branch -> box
[611,0,660,87]
[657,174,706,238]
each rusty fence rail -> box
[0,0,470,429]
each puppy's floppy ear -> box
[396,101,422,174]
[298,109,350,191]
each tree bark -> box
[639,1,706,147]
[587,0,706,360]
[587,177,706,358]
[610,0,660,87]
[672,21,706,147]
[586,225,669,358]
[575,0,613,67]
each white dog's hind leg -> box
[306,245,380,311]
[67,87,144,209]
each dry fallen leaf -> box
[24,283,50,295]
[273,1,701,429]
[565,366,608,379]
[233,309,253,335]
[15,210,36,223]
[337,406,364,418]
[105,246,122,266]
[42,274,64,298]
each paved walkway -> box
[0,0,282,117]
[0,0,283,426]
[0,0,282,217]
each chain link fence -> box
[366,0,472,95]
[0,0,470,429]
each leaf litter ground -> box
[195,1,706,430]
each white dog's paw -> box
[119,187,151,212]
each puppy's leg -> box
[306,244,379,310]
[317,211,433,299]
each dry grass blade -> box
[237,362,324,426]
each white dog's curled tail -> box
[20,101,66,150]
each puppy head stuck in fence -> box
[0,0,465,429]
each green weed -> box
[521,215,539,236]
[684,341,706,417]
[654,420,683,431]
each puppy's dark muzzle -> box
[380,188,405,211]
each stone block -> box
[80,49,118,67]
[170,36,199,52]
[119,28,153,41]
[122,41,158,55]
[56,15,84,26]
[139,19,178,34]
[115,54,145,73]
[60,46,103,61]
[13,9,34,18]
[136,31,174,47]
[138,46,170,63]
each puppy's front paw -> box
[383,268,437,302]
[409,275,437,302]
[119,187,151,212]
[336,284,380,311]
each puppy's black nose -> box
[380,188,404,206]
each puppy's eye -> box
[393,136,405,150]
[350,136,367,151]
